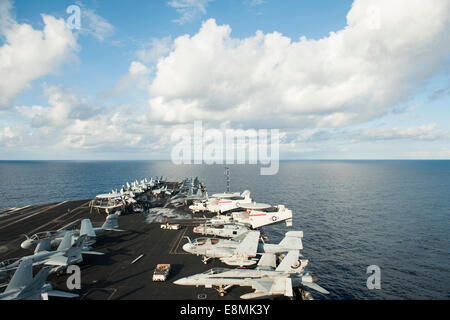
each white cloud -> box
[0,0,79,108]
[136,36,173,64]
[147,0,450,129]
[247,0,265,6]
[168,0,213,25]
[99,61,151,98]
[3,85,150,152]
[80,7,115,42]
[117,61,150,90]
[291,124,448,144]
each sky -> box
[0,0,449,160]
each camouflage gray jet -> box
[0,232,103,279]
[0,259,78,300]
[174,250,329,299]
[21,213,122,250]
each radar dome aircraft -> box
[1,232,103,279]
[203,202,293,229]
[21,214,122,250]
[189,190,252,214]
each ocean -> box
[0,160,448,299]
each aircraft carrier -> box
[0,180,282,300]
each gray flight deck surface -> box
[0,199,255,300]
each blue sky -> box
[0,0,449,160]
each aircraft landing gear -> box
[215,284,232,297]
[294,287,314,300]
[202,256,210,264]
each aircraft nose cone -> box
[21,240,31,249]
[182,243,192,253]
[174,278,188,285]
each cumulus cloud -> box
[116,61,150,91]
[0,0,79,109]
[3,85,154,152]
[98,61,151,99]
[30,86,104,129]
[168,0,213,25]
[147,0,450,129]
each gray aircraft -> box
[0,232,103,279]
[167,178,207,207]
[174,250,329,299]
[0,259,78,300]
[21,214,122,250]
[193,223,250,239]
[182,230,304,266]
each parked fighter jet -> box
[1,232,103,278]
[174,250,329,299]
[182,231,303,266]
[0,259,78,300]
[21,214,122,250]
[168,188,207,207]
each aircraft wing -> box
[251,279,273,294]
[233,231,250,242]
[46,290,79,298]
[44,255,69,267]
[235,231,260,257]
[251,278,293,297]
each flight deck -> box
[0,199,255,300]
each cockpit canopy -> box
[202,268,228,275]
[192,238,220,246]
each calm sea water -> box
[0,160,448,299]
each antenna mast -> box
[224,166,230,193]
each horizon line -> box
[0,159,448,162]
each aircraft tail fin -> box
[235,231,260,257]
[65,234,87,257]
[80,219,96,237]
[275,250,301,273]
[34,239,52,254]
[257,252,276,269]
[241,190,251,199]
[5,259,33,292]
[278,231,303,250]
[17,266,52,299]
[101,214,119,230]
[56,231,74,252]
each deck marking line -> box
[0,201,67,231]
